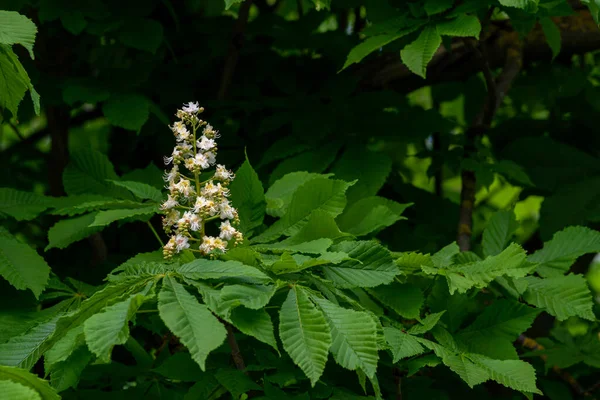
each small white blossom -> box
[175,179,195,197]
[205,152,216,166]
[163,165,179,183]
[219,201,236,219]
[214,165,234,181]
[184,158,196,171]
[194,152,210,169]
[161,194,179,210]
[199,236,216,254]
[197,136,216,151]
[183,211,202,231]
[219,220,237,240]
[174,234,190,251]
[182,102,200,114]
[203,124,219,138]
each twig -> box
[217,0,253,101]
[517,335,593,398]
[393,368,403,400]
[456,36,522,251]
[225,323,247,372]
[8,122,25,141]
[147,220,165,247]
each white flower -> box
[182,102,200,114]
[177,142,193,153]
[174,234,190,251]
[199,236,216,254]
[175,179,195,197]
[205,152,216,166]
[202,181,219,196]
[213,237,227,252]
[194,196,209,212]
[163,165,179,183]
[219,201,236,219]
[197,135,216,151]
[171,121,190,141]
[184,158,196,171]
[163,155,173,165]
[161,194,178,210]
[163,210,180,227]
[214,165,234,181]
[219,220,237,240]
[203,124,219,138]
[184,211,202,231]
[194,153,210,169]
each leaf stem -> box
[147,221,165,247]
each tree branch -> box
[218,0,253,101]
[457,38,523,251]
[225,323,247,372]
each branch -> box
[217,0,253,101]
[517,335,591,397]
[225,323,247,372]
[357,11,600,93]
[457,38,523,251]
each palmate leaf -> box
[48,346,92,393]
[482,210,519,257]
[336,197,411,236]
[0,380,41,400]
[455,300,540,359]
[229,157,266,235]
[435,14,481,38]
[214,368,262,399]
[400,25,442,78]
[0,188,55,221]
[468,354,541,394]
[383,328,425,363]
[253,178,355,243]
[529,226,600,277]
[0,11,37,59]
[50,196,142,216]
[265,172,332,218]
[220,284,276,310]
[83,293,148,362]
[46,212,104,250]
[254,238,333,255]
[522,274,595,321]
[322,241,399,288]
[177,258,272,284]
[0,316,59,370]
[110,180,163,203]
[0,43,39,116]
[369,282,424,319]
[158,275,227,370]
[283,209,351,244]
[0,229,50,298]
[89,205,158,227]
[230,308,279,352]
[409,311,446,335]
[0,365,59,400]
[44,325,84,368]
[312,297,379,378]
[279,286,331,386]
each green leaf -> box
[102,93,150,131]
[0,11,37,59]
[395,252,434,274]
[158,275,227,370]
[229,157,266,235]
[435,14,481,38]
[279,286,331,386]
[62,79,110,105]
[255,238,333,255]
[383,328,425,363]
[0,365,59,400]
[522,275,595,321]
[322,241,399,288]
[48,346,92,393]
[499,0,539,12]
[400,26,442,78]
[369,282,424,319]
[337,197,411,236]
[0,188,55,221]
[177,258,272,284]
[265,172,332,218]
[63,148,131,198]
[342,28,419,70]
[84,293,148,362]
[220,284,276,309]
[313,297,379,378]
[254,178,355,243]
[214,368,262,399]
[432,243,459,267]
[0,317,59,370]
[44,325,85,369]
[284,210,351,244]
[118,18,163,53]
[529,226,600,278]
[482,210,519,257]
[0,380,41,400]
[442,353,489,388]
[539,17,561,60]
[89,205,158,227]
[330,148,392,204]
[423,243,535,294]
[110,180,163,203]
[468,354,541,394]
[153,352,203,381]
[455,300,540,359]
[0,229,50,298]
[224,0,244,9]
[0,44,37,116]
[409,311,446,335]
[46,212,104,250]
[230,307,279,352]
[424,0,454,15]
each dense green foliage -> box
[1,0,600,399]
